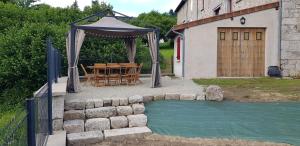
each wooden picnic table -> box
[85,63,140,86]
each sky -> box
[35,0,181,17]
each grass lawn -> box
[160,48,174,74]
[193,78,300,102]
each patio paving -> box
[65,77,204,101]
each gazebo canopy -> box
[77,17,152,38]
[66,13,161,93]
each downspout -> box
[278,0,282,67]
[172,29,185,78]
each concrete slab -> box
[53,96,64,119]
[104,127,152,140]
[46,131,66,146]
[52,82,67,97]
[65,77,203,102]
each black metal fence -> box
[0,38,61,146]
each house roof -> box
[175,0,187,13]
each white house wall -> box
[177,0,279,25]
[183,8,279,79]
[232,0,278,11]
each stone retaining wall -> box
[64,85,223,146]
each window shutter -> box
[177,37,181,61]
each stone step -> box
[64,110,85,121]
[104,127,152,140]
[63,120,84,134]
[67,131,103,146]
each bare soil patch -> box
[94,134,290,146]
[223,87,300,102]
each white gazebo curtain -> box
[125,39,136,63]
[147,32,161,87]
[66,29,86,92]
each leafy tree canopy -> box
[0,1,170,111]
[130,10,176,41]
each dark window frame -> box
[233,32,239,40]
[244,32,249,40]
[256,32,262,40]
[220,32,225,40]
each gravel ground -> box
[65,77,204,101]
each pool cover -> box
[145,100,300,145]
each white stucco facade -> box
[174,8,280,79]
[176,0,279,25]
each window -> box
[201,0,204,11]
[256,32,262,40]
[220,32,225,40]
[176,37,181,61]
[232,32,239,40]
[244,32,249,40]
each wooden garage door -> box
[217,28,265,77]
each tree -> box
[71,0,79,10]
[15,0,38,7]
[84,0,113,16]
[130,11,176,41]
[169,9,175,16]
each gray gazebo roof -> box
[76,17,153,38]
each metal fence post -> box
[171,55,174,74]
[27,98,36,146]
[47,38,53,135]
[58,50,62,77]
[54,49,58,83]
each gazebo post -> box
[155,29,161,87]
[68,25,77,92]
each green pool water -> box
[145,100,300,145]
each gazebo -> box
[66,12,161,93]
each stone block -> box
[116,106,133,116]
[153,94,165,101]
[165,93,180,100]
[180,94,196,100]
[143,95,154,103]
[85,99,95,109]
[94,99,103,108]
[197,88,206,100]
[127,114,147,127]
[63,120,84,134]
[110,116,128,129]
[104,127,151,141]
[65,100,85,110]
[119,98,129,106]
[86,107,117,118]
[85,118,110,132]
[53,119,63,131]
[64,110,85,121]
[103,98,112,107]
[206,85,224,101]
[132,104,145,115]
[128,95,143,104]
[67,131,103,146]
[112,98,120,106]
